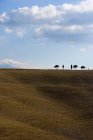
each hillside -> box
[0,69,93,140]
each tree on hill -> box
[73,65,78,70]
[81,66,86,70]
[62,65,64,70]
[54,65,59,69]
[71,64,73,70]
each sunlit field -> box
[0,69,93,140]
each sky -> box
[0,0,93,69]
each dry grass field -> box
[0,69,93,140]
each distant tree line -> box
[54,64,86,70]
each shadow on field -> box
[37,85,93,120]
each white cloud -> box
[0,12,10,23]
[62,0,93,12]
[17,7,31,15]
[88,45,93,49]
[0,0,93,43]
[0,59,32,69]
[16,29,26,37]
[35,24,62,37]
[0,0,93,23]
[80,48,86,52]
[5,27,13,33]
[5,27,26,37]
[77,0,93,12]
[64,25,83,33]
[35,27,43,37]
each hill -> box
[0,64,14,68]
[0,69,93,140]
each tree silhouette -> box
[73,65,78,70]
[62,65,64,70]
[81,66,86,70]
[71,64,72,70]
[54,65,59,69]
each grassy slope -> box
[0,69,93,140]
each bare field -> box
[0,69,93,140]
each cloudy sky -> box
[0,0,93,69]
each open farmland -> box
[0,69,93,140]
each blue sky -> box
[0,0,93,69]
[0,0,79,12]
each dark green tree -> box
[54,65,59,69]
[73,65,78,70]
[62,65,64,70]
[71,64,72,70]
[81,66,86,70]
